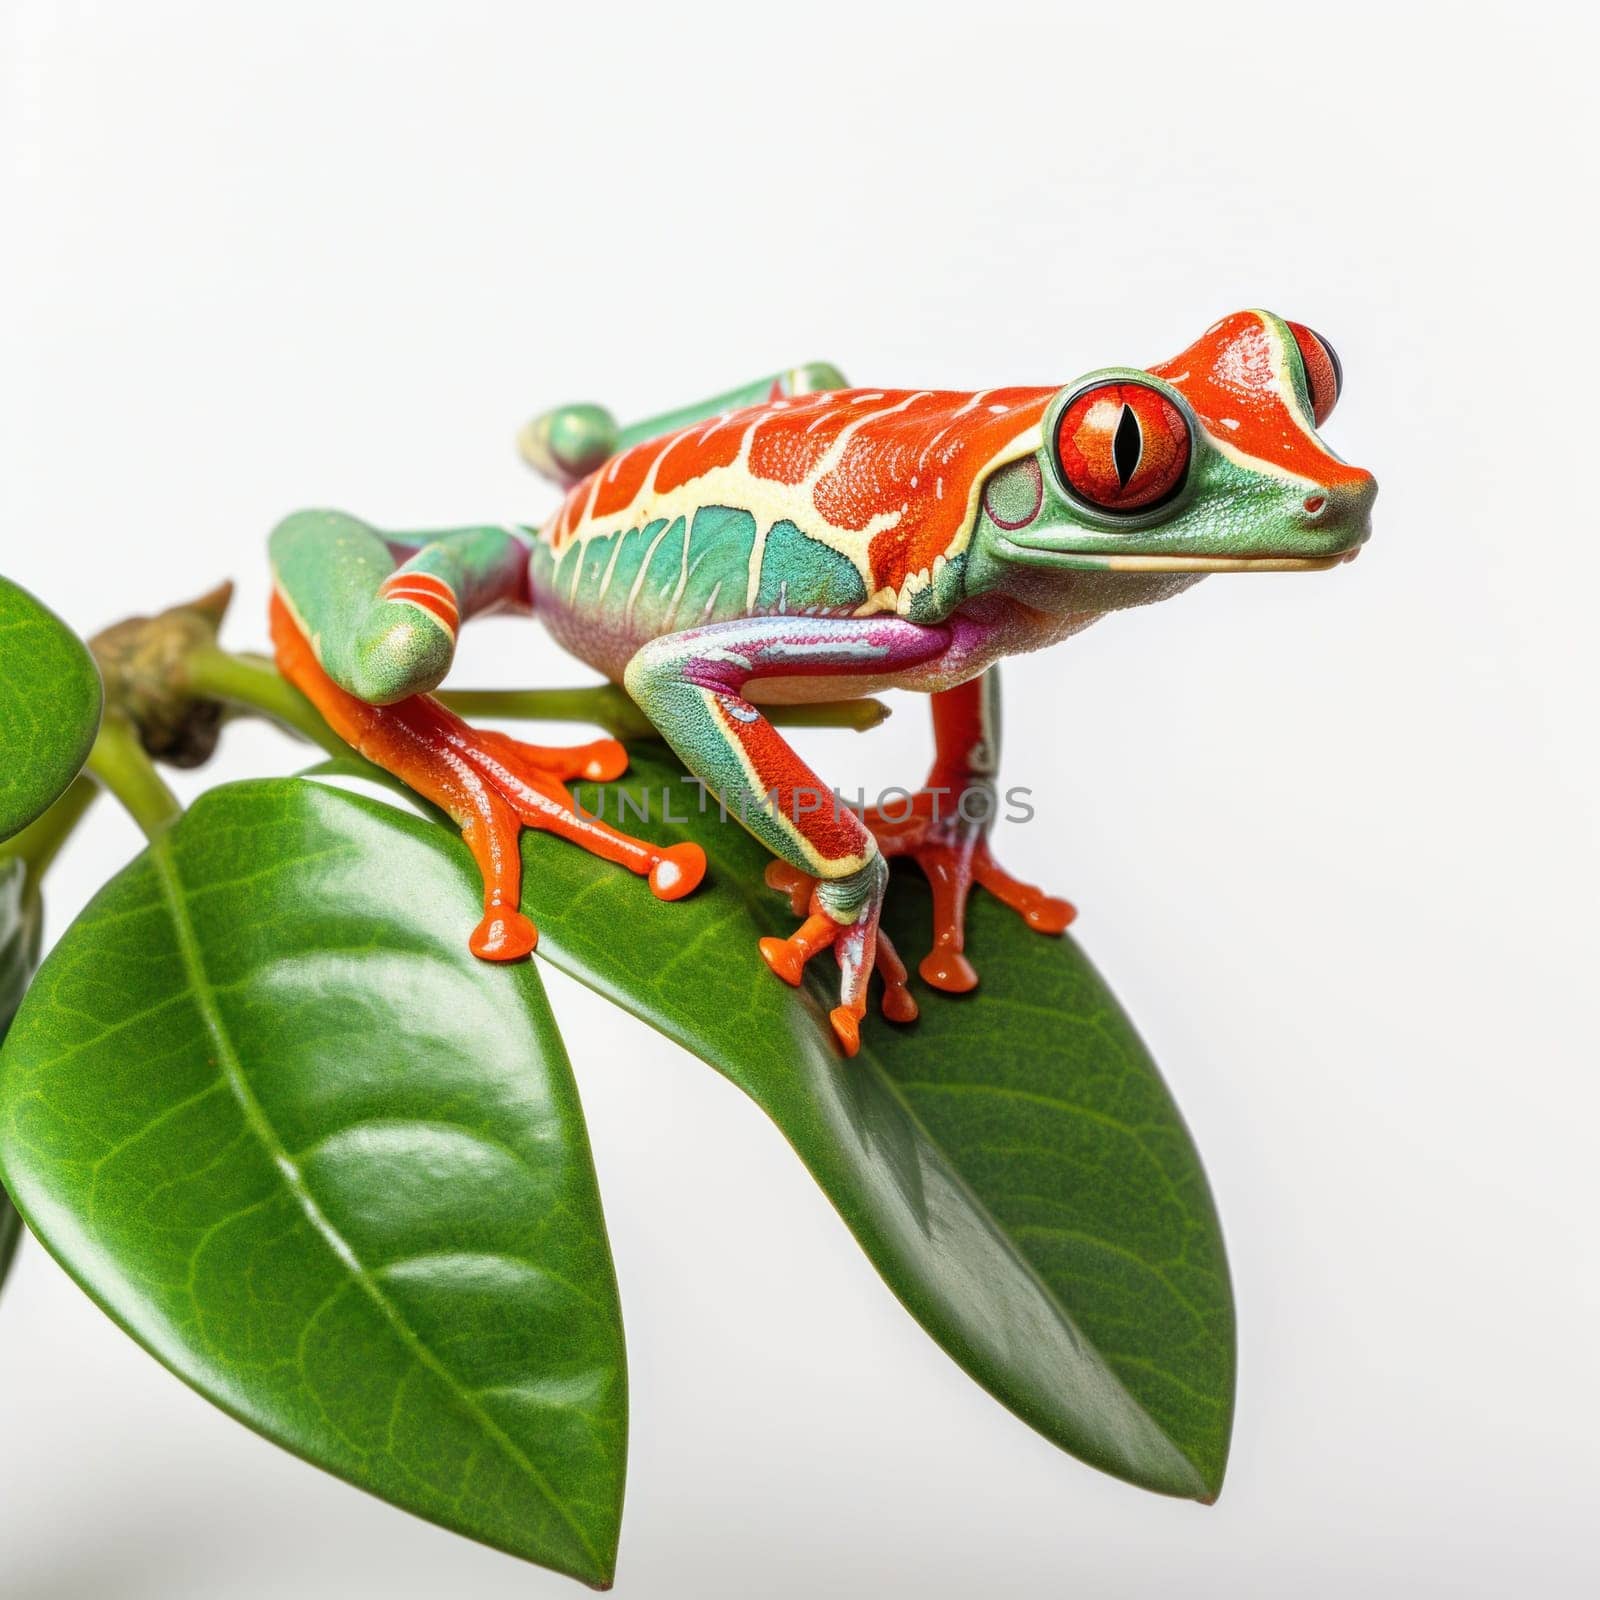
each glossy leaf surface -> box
[0,781,626,1585]
[523,747,1235,1500]
[0,578,102,842]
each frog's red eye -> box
[1287,322,1343,426]
[1052,382,1190,514]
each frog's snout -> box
[1300,469,1377,550]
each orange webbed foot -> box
[861,789,1076,994]
[437,716,705,932]
[759,862,916,1056]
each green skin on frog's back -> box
[268,310,1375,1055]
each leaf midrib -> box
[146,830,606,1578]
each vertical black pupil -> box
[1112,404,1143,489]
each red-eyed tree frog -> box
[270,310,1375,1056]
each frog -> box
[269,309,1375,1056]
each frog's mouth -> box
[993,534,1364,573]
[1100,549,1361,572]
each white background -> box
[3,3,1597,1596]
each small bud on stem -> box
[89,582,235,767]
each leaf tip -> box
[1188,1449,1229,1506]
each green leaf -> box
[523,747,1234,1501]
[0,577,102,842]
[0,856,45,1293]
[0,780,627,1586]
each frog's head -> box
[975,310,1375,576]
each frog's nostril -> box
[1303,495,1327,515]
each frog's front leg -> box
[763,669,1075,995]
[270,511,704,959]
[624,615,950,1057]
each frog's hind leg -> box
[272,595,703,958]
[269,511,703,960]
[517,404,620,488]
[517,362,849,486]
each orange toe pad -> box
[829,1006,863,1057]
[581,739,630,782]
[650,842,705,901]
[471,907,538,961]
[919,948,978,994]
[758,935,808,987]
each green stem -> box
[185,646,889,755]
[746,696,891,733]
[0,773,99,881]
[438,685,657,740]
[438,685,891,737]
[183,646,349,758]
[87,716,182,839]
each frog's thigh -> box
[624,615,950,879]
